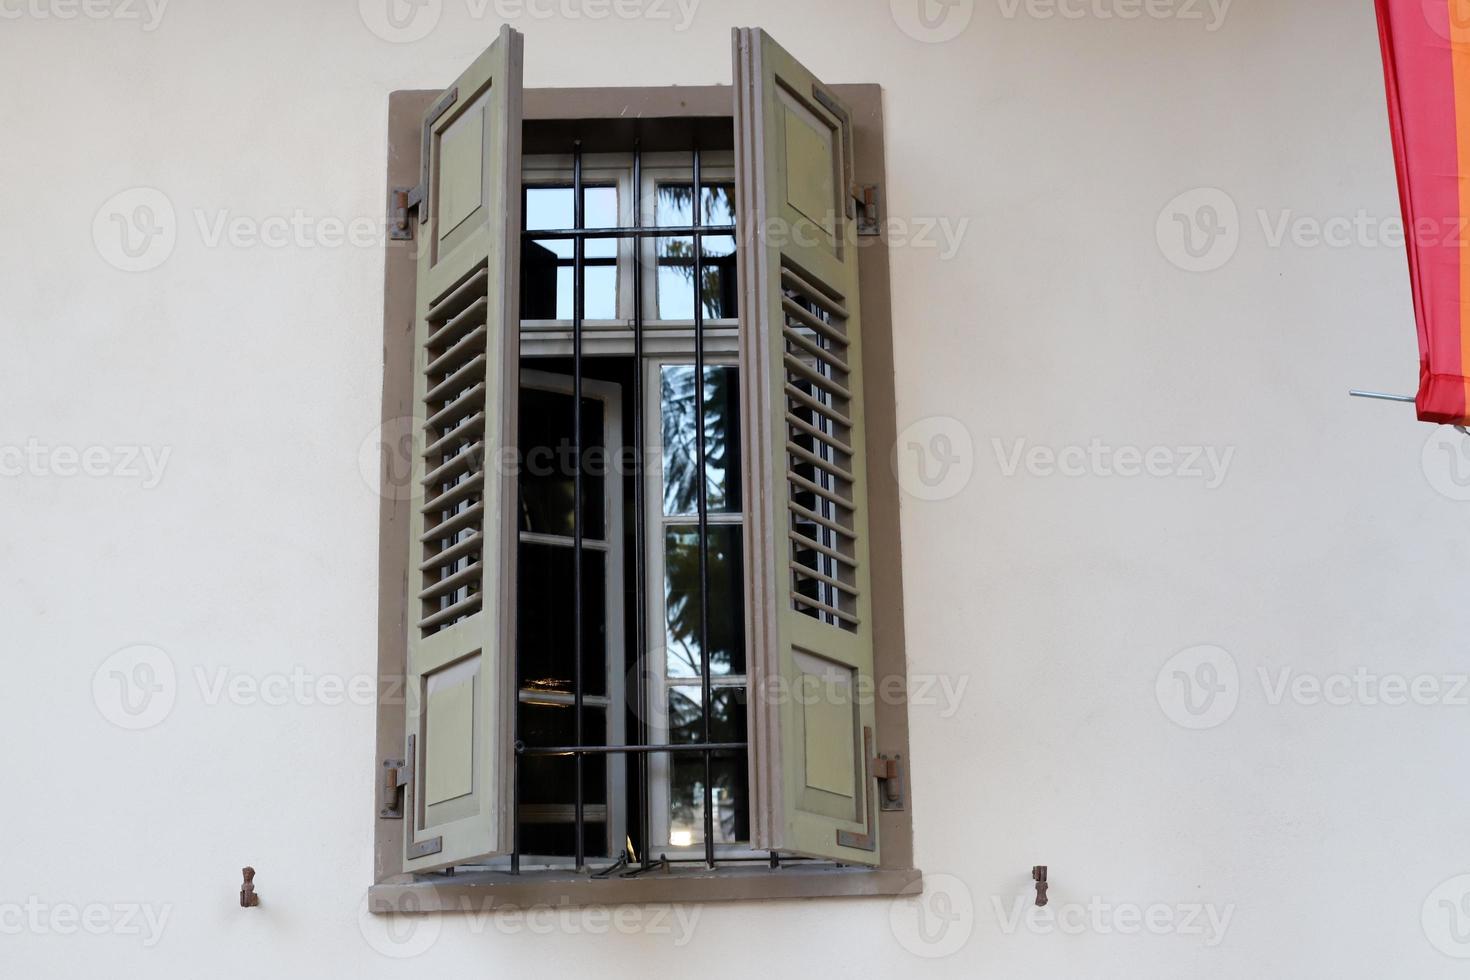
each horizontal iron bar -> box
[516,741,747,757]
[1348,389,1415,403]
[524,224,736,240]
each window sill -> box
[368,864,921,912]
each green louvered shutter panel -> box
[733,28,880,865]
[402,25,523,873]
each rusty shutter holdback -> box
[240,867,259,908]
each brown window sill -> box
[369,864,921,913]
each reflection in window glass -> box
[660,364,741,517]
[668,686,746,744]
[517,704,612,857]
[656,183,737,320]
[667,687,748,845]
[662,524,745,678]
[523,184,618,319]
[519,387,605,539]
[517,542,607,697]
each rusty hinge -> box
[388,186,416,242]
[873,751,904,811]
[379,736,414,819]
[855,185,881,237]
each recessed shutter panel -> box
[402,25,523,873]
[733,28,880,865]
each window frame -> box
[372,84,917,911]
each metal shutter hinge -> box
[388,186,425,242]
[874,752,904,811]
[379,751,412,819]
[854,185,881,237]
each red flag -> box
[1375,0,1470,423]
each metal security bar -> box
[513,136,742,873]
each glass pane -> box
[582,264,617,319]
[583,185,618,260]
[517,541,607,697]
[660,364,741,517]
[669,752,748,846]
[663,524,746,678]
[667,688,749,845]
[519,386,605,539]
[667,686,746,744]
[519,821,612,859]
[523,184,618,319]
[531,263,617,321]
[656,182,736,230]
[655,182,737,320]
[517,703,611,858]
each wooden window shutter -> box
[733,28,881,865]
[402,25,524,873]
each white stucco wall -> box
[6,0,1467,975]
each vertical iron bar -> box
[572,140,586,871]
[511,185,525,877]
[632,138,653,869]
[692,146,715,869]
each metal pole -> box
[572,140,586,871]
[1348,389,1415,404]
[632,137,653,869]
[691,146,716,869]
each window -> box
[372,26,917,909]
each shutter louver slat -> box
[425,294,489,348]
[417,531,483,572]
[420,501,484,545]
[786,440,854,483]
[420,468,485,515]
[424,412,486,458]
[780,266,848,317]
[425,325,488,377]
[780,297,847,345]
[419,561,486,602]
[426,382,488,430]
[426,354,489,403]
[418,591,484,631]
[784,411,853,455]
[784,383,852,428]
[421,440,485,486]
[782,353,852,401]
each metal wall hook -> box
[240,867,259,908]
[1032,866,1048,907]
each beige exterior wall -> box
[1,0,1457,976]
